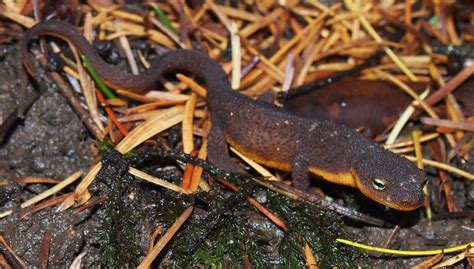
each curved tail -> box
[21,20,232,96]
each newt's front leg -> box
[207,117,242,172]
[291,154,311,189]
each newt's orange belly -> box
[226,137,292,172]
[227,137,358,188]
[308,167,357,188]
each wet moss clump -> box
[165,191,269,268]
[128,147,361,267]
[93,200,142,268]
[160,173,360,268]
[270,192,359,268]
[91,149,143,268]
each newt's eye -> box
[372,178,386,191]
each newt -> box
[21,20,427,211]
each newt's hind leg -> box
[291,154,311,190]
[207,118,242,172]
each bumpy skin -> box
[21,20,426,211]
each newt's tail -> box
[21,20,231,95]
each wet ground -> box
[0,42,98,267]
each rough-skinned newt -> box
[21,20,427,211]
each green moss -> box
[270,192,358,268]
[92,201,142,268]
[98,136,114,155]
[92,150,143,268]
[167,193,269,268]
[194,246,225,269]
[129,148,362,267]
[161,178,359,268]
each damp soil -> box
[0,39,473,268]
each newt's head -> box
[351,146,426,211]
